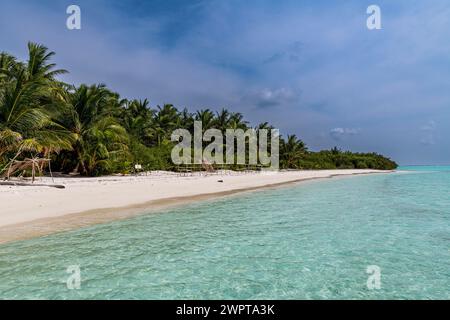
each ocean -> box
[0,166,448,299]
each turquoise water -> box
[0,167,449,299]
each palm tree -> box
[0,43,72,174]
[152,104,180,146]
[78,116,128,175]
[57,84,128,175]
[195,109,215,132]
[0,53,19,86]
[228,112,248,130]
[331,146,341,155]
[255,122,275,156]
[214,108,231,132]
[121,98,154,146]
[179,107,194,132]
[280,134,307,169]
[25,42,68,80]
[256,122,274,131]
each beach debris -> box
[202,159,215,173]
[1,157,55,183]
[0,182,65,189]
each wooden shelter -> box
[2,157,52,182]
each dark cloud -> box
[243,88,300,108]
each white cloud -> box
[330,127,361,141]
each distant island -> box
[0,43,397,178]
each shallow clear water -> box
[0,167,449,299]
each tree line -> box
[0,43,397,177]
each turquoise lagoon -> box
[0,166,449,299]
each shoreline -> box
[0,169,394,244]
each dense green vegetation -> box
[0,43,397,177]
[297,147,398,170]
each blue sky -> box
[1,0,450,165]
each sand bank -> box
[0,169,392,244]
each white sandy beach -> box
[0,169,391,230]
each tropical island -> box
[0,43,397,179]
[1,0,448,301]
[0,43,398,243]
